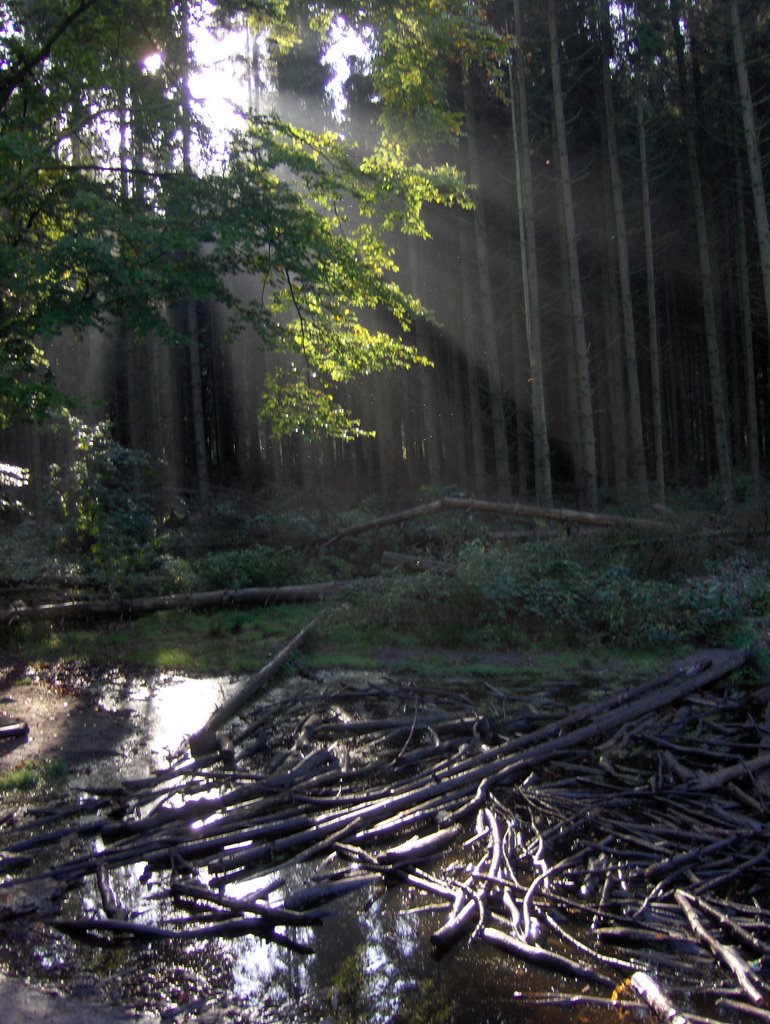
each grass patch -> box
[0,758,68,793]
[13,604,321,675]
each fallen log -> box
[49,915,314,951]
[0,581,343,626]
[189,616,318,756]
[675,889,767,1005]
[0,719,28,741]
[321,495,677,548]
[630,970,691,1024]
[480,925,616,988]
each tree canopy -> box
[0,0,472,434]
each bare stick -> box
[630,971,692,1024]
[675,890,767,1005]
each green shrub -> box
[191,545,302,590]
[371,540,770,651]
[47,414,159,592]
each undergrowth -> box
[2,469,768,666]
[366,537,770,651]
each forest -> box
[1,0,769,513]
[2,3,770,1023]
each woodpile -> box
[1,645,769,1021]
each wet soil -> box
[0,660,140,778]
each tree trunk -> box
[601,11,649,512]
[602,175,629,506]
[182,3,210,509]
[671,4,733,505]
[548,0,598,509]
[735,148,762,501]
[510,0,552,506]
[637,86,666,506]
[407,238,442,488]
[463,70,512,499]
[458,209,488,495]
[730,0,770,422]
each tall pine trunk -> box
[735,149,762,500]
[730,0,770,434]
[548,0,597,508]
[510,0,551,506]
[671,2,733,505]
[464,71,512,499]
[637,86,666,506]
[458,209,488,495]
[181,2,210,508]
[601,6,649,511]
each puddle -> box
[98,672,243,766]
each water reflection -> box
[98,671,243,768]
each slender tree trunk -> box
[510,0,552,506]
[464,71,512,499]
[637,86,666,505]
[507,234,529,498]
[602,173,629,506]
[548,0,597,508]
[555,178,582,496]
[458,210,487,495]
[407,239,442,488]
[671,4,733,505]
[601,10,649,511]
[181,2,210,508]
[730,0,770,442]
[735,150,762,500]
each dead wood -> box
[480,926,616,987]
[630,971,692,1024]
[0,719,28,740]
[0,581,343,626]
[4,643,769,1007]
[189,616,318,756]
[675,890,767,1005]
[321,495,677,548]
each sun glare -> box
[190,20,250,145]
[142,51,164,74]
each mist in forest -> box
[2,0,769,513]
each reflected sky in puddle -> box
[98,672,243,766]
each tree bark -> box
[548,0,598,509]
[602,157,629,506]
[601,10,649,512]
[182,2,210,509]
[510,0,552,506]
[671,4,733,505]
[463,70,512,499]
[637,86,666,506]
[0,582,343,625]
[735,147,762,501]
[458,208,488,495]
[730,0,770,417]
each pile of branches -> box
[2,645,770,1022]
